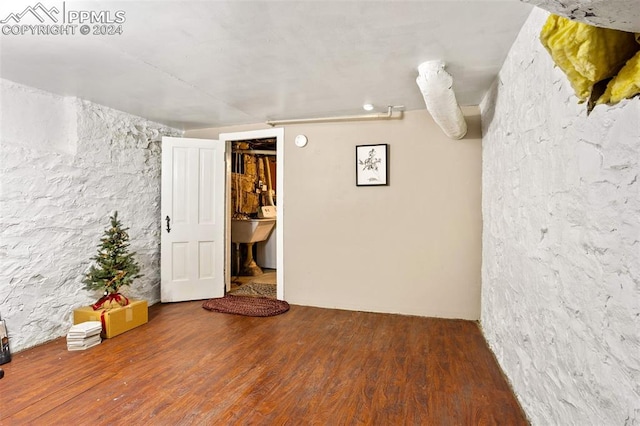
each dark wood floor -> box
[1,302,528,425]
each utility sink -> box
[231,218,276,243]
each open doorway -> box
[220,128,284,301]
[229,138,277,297]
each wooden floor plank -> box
[1,301,528,425]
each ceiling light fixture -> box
[362,103,375,111]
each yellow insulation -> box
[598,51,640,104]
[540,15,638,102]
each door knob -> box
[165,216,171,233]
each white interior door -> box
[161,136,225,302]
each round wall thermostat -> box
[294,134,308,147]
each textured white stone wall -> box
[0,79,181,352]
[522,0,640,32]
[481,8,640,425]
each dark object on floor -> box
[0,368,4,379]
[0,315,10,365]
[202,295,289,317]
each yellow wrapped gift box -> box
[73,299,148,338]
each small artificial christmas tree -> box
[84,211,142,310]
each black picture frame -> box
[356,144,388,186]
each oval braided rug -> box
[202,295,289,317]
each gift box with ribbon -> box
[74,298,148,338]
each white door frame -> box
[219,128,285,301]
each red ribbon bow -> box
[91,293,129,311]
[92,293,130,337]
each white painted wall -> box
[0,79,181,352]
[187,108,483,320]
[481,8,640,425]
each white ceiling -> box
[0,0,534,130]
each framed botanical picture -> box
[356,144,388,186]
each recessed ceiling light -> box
[363,104,374,111]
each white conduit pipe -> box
[416,60,467,139]
[266,105,404,127]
